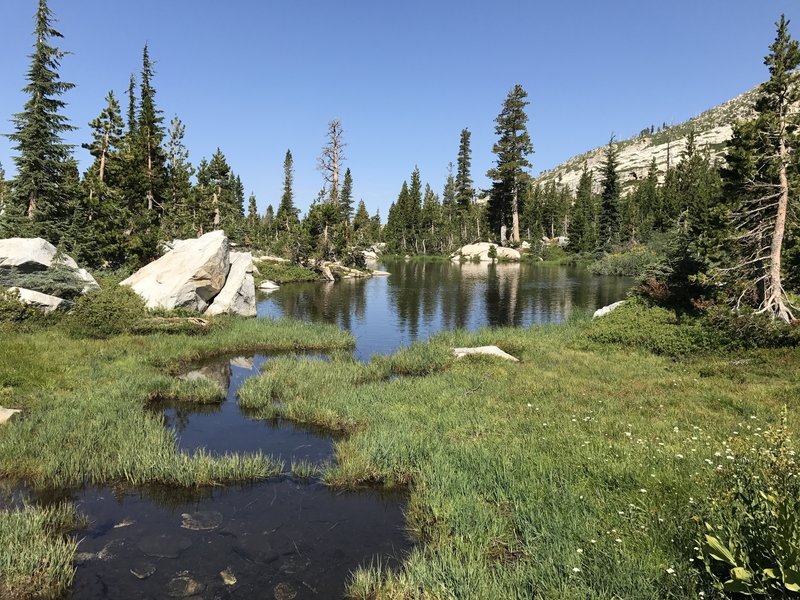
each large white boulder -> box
[121,230,230,311]
[0,237,78,271]
[592,300,626,319]
[455,242,521,262]
[205,252,256,317]
[0,237,99,292]
[7,287,65,313]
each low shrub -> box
[695,409,800,597]
[705,306,800,349]
[588,246,664,277]
[66,284,146,338]
[540,244,570,263]
[253,261,318,285]
[0,289,44,324]
[588,297,714,356]
[0,265,86,300]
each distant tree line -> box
[1,1,797,322]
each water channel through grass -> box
[48,353,409,599]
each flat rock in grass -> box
[130,562,156,580]
[167,576,205,598]
[181,510,223,531]
[452,346,519,362]
[7,287,64,313]
[137,533,192,558]
[592,300,626,319]
[205,251,256,317]
[0,407,21,424]
[120,230,229,312]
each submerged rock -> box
[452,346,520,362]
[592,300,626,319]
[130,562,156,580]
[220,567,237,586]
[121,230,229,312]
[273,582,298,600]
[180,510,223,531]
[258,279,280,290]
[137,533,192,558]
[167,575,205,597]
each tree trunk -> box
[763,132,793,322]
[511,180,520,243]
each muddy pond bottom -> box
[70,480,408,599]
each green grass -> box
[0,502,84,600]
[237,307,799,599]
[253,260,318,284]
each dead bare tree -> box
[317,119,346,205]
[726,15,798,323]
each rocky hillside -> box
[535,84,760,192]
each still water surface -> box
[259,259,634,359]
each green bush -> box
[66,284,146,338]
[253,261,318,285]
[705,306,800,349]
[695,409,800,597]
[541,244,570,263]
[0,289,44,324]
[588,246,664,277]
[588,297,714,356]
[0,265,86,300]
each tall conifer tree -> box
[455,128,475,208]
[6,0,76,243]
[487,85,533,243]
[598,137,621,249]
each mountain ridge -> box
[534,84,760,192]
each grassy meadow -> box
[0,302,797,598]
[238,307,799,599]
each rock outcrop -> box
[0,237,99,293]
[121,231,231,312]
[452,243,521,262]
[205,251,256,317]
[121,231,256,317]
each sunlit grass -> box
[238,309,799,598]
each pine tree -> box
[722,15,799,321]
[276,149,299,233]
[73,91,127,266]
[137,44,167,214]
[455,128,475,208]
[5,0,76,244]
[568,164,597,252]
[340,167,354,224]
[487,85,533,243]
[162,115,194,239]
[598,136,621,249]
[353,200,372,244]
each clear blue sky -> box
[0,0,796,217]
